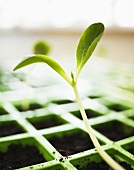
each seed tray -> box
[0,58,134,169]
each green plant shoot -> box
[20,40,50,110]
[13,23,125,170]
[21,40,51,111]
[33,40,51,55]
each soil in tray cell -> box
[0,121,25,137]
[0,107,9,115]
[71,109,101,120]
[52,99,73,105]
[106,103,130,112]
[28,115,67,130]
[127,148,134,155]
[15,103,42,112]
[129,115,134,121]
[47,131,96,156]
[0,144,45,170]
[77,161,133,170]
[88,95,103,99]
[93,120,134,141]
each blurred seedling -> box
[21,40,51,111]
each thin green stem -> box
[72,84,125,170]
[21,75,30,111]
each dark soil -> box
[71,109,101,120]
[15,103,42,112]
[93,120,134,141]
[0,144,45,170]
[129,116,134,121]
[88,95,103,99]
[0,107,8,115]
[0,121,25,137]
[106,103,130,112]
[127,148,134,155]
[52,99,73,105]
[28,115,66,130]
[78,161,133,170]
[48,131,95,156]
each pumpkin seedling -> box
[21,40,51,111]
[13,23,125,170]
[33,40,51,55]
[21,77,30,111]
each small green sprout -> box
[21,39,51,111]
[33,40,51,55]
[13,23,125,170]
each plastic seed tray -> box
[0,58,134,170]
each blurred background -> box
[0,0,134,69]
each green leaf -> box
[76,22,104,77]
[13,54,71,85]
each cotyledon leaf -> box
[76,23,105,78]
[13,54,71,85]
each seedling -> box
[21,40,51,111]
[33,40,51,55]
[21,77,30,111]
[13,23,125,170]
